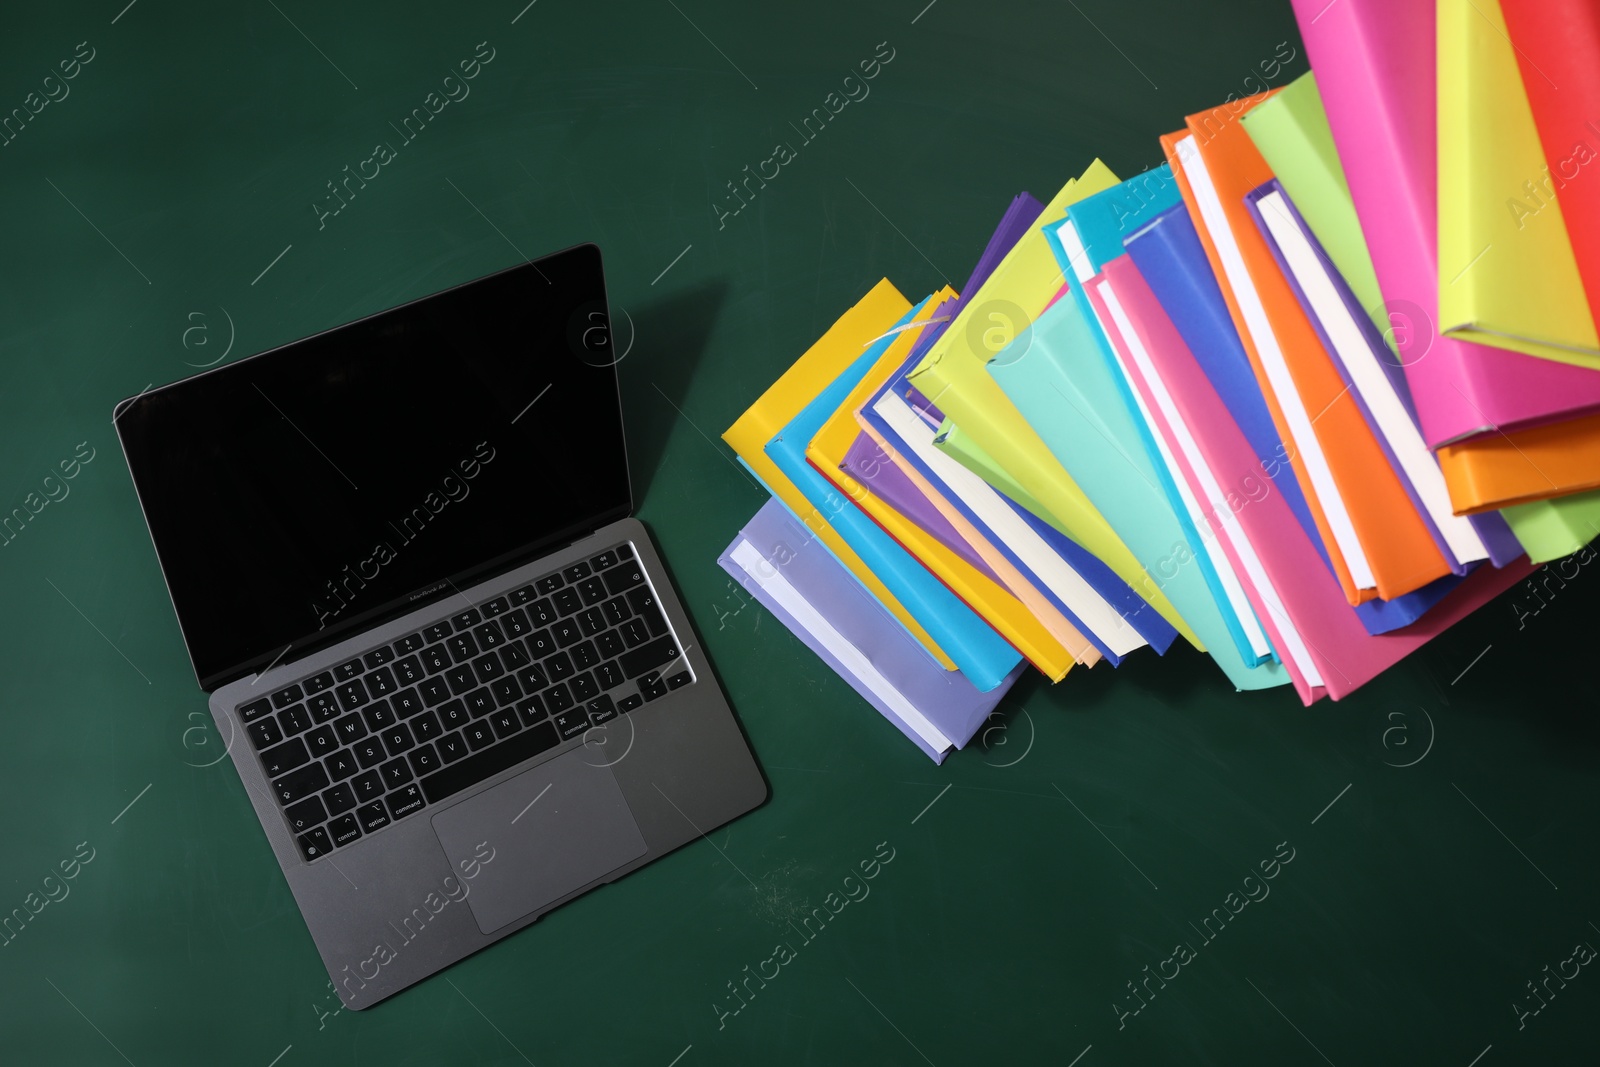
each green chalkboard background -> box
[1,1,1595,1064]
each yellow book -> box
[806,290,1087,682]
[1437,0,1599,368]
[723,279,956,670]
[906,161,1201,648]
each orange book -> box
[1438,413,1600,512]
[1165,100,1453,603]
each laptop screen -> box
[116,245,632,690]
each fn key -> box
[296,826,332,861]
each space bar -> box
[420,721,562,804]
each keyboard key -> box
[517,664,548,693]
[529,598,558,627]
[323,781,357,814]
[336,679,369,711]
[626,587,668,636]
[640,672,669,702]
[328,813,361,847]
[563,561,592,582]
[391,688,424,718]
[489,707,521,739]
[353,738,387,769]
[590,549,618,571]
[333,712,368,744]
[526,628,556,658]
[445,664,478,695]
[260,736,309,777]
[412,710,443,743]
[511,584,537,605]
[351,770,385,804]
[620,637,680,680]
[499,642,530,671]
[325,750,359,782]
[423,622,452,643]
[386,784,425,820]
[577,608,606,637]
[491,677,523,706]
[334,659,363,682]
[438,700,471,732]
[379,756,413,790]
[577,577,607,606]
[553,709,589,739]
[273,761,330,805]
[362,699,397,731]
[306,724,339,759]
[285,795,327,834]
[473,620,505,650]
[502,608,532,639]
[271,684,304,709]
[463,721,495,751]
[601,596,631,627]
[248,718,284,751]
[408,744,440,776]
[296,826,332,861]
[419,721,561,804]
[570,672,598,702]
[516,694,548,726]
[437,731,469,763]
[356,801,390,834]
[571,639,599,669]
[595,661,624,691]
[303,672,335,695]
[381,723,415,755]
[553,588,582,616]
[545,651,574,681]
[452,608,483,631]
[536,574,564,596]
[667,670,693,689]
[465,688,496,718]
[602,560,645,595]
[552,619,582,647]
[418,676,451,706]
[586,694,617,724]
[362,647,395,669]
[596,631,626,660]
[421,645,452,674]
[615,543,633,560]
[366,666,397,697]
[620,619,649,648]
[308,692,341,723]
[394,633,426,655]
[482,596,510,617]
[393,656,423,686]
[239,698,273,723]
[447,632,479,662]
[618,693,643,713]
[472,652,505,685]
[277,703,313,736]
[545,683,574,712]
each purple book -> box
[718,498,1021,763]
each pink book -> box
[1098,254,1534,702]
[1293,0,1600,447]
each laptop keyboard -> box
[234,543,694,863]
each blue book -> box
[764,298,1023,692]
[1123,203,1460,635]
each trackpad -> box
[430,748,648,935]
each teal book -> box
[765,298,1023,692]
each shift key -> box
[618,637,680,680]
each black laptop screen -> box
[116,246,631,690]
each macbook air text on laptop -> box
[114,244,766,1009]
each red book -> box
[1502,0,1600,318]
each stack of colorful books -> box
[717,0,1598,761]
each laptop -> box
[114,243,766,1009]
